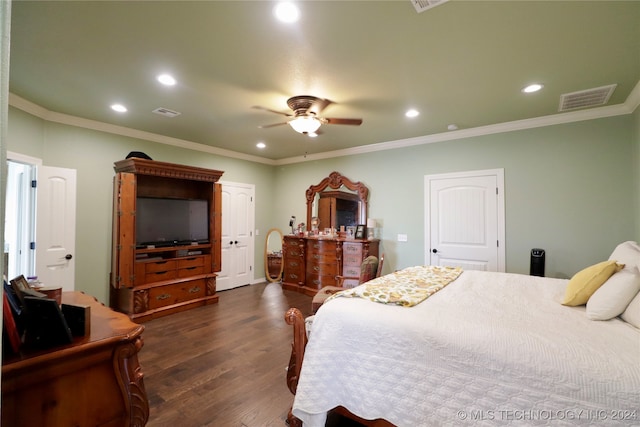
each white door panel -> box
[217,182,254,291]
[425,169,505,272]
[36,166,77,290]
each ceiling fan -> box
[252,95,363,136]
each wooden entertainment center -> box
[110,158,224,321]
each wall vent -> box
[152,107,181,118]
[411,0,450,13]
[558,84,617,112]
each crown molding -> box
[8,93,277,166]
[10,80,639,167]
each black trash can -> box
[530,248,545,277]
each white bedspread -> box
[292,270,640,426]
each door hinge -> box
[250,265,252,271]
[496,187,498,195]
[497,240,499,247]
[30,241,36,250]
[31,180,37,188]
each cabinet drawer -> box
[307,251,337,264]
[177,256,205,269]
[342,265,361,277]
[284,271,304,283]
[145,269,178,283]
[145,259,177,273]
[342,243,363,257]
[307,240,337,252]
[177,266,205,278]
[343,253,362,266]
[306,261,338,276]
[307,273,337,289]
[148,279,206,310]
[284,238,304,248]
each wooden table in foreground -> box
[1,292,149,427]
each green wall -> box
[7,106,639,304]
[274,115,637,279]
[8,107,276,304]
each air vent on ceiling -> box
[411,0,450,13]
[558,84,617,112]
[152,107,181,118]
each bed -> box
[284,242,640,426]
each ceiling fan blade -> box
[251,105,292,117]
[323,117,363,126]
[258,122,289,129]
[307,98,333,115]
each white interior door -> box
[425,169,505,272]
[36,165,77,290]
[217,182,254,291]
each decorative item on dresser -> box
[2,292,149,427]
[283,171,379,296]
[110,158,224,321]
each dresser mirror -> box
[306,171,368,231]
[265,228,284,282]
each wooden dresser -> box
[283,236,379,295]
[1,292,148,427]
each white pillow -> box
[621,290,640,328]
[608,241,640,271]
[586,267,640,320]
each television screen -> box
[136,197,209,246]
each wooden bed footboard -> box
[284,308,307,427]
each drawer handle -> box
[189,286,201,294]
[155,271,169,275]
[154,261,168,265]
[313,243,320,248]
[185,257,197,261]
[184,266,197,270]
[313,266,320,272]
[313,254,321,260]
[290,274,298,279]
[313,279,321,285]
[290,262,298,267]
[156,293,171,301]
[290,251,299,256]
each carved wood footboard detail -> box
[284,308,307,427]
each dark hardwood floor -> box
[140,282,314,427]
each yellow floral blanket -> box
[327,265,463,307]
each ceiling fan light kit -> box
[255,95,363,136]
[289,116,321,135]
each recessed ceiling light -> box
[111,104,127,113]
[522,83,544,93]
[157,74,176,86]
[274,2,299,23]
[256,142,266,149]
[405,109,419,118]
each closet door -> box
[217,182,255,291]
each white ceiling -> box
[8,1,640,163]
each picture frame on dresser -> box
[354,224,366,239]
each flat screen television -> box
[136,197,209,247]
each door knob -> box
[65,254,73,260]
[432,249,438,253]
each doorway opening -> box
[4,159,37,280]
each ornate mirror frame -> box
[264,228,284,282]
[306,171,369,229]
